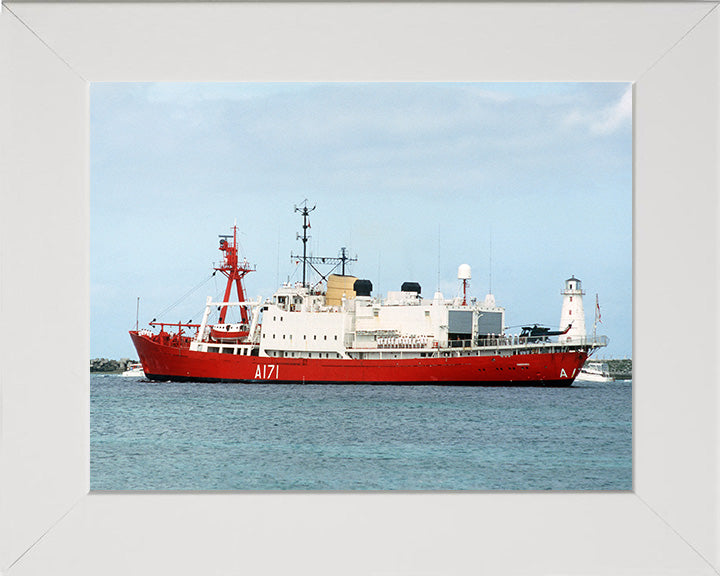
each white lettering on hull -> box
[255,364,279,380]
[560,368,577,379]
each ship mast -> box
[294,202,315,287]
[291,204,358,287]
[215,225,254,324]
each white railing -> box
[362,334,608,352]
[561,335,609,347]
[474,334,608,349]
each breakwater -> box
[605,358,632,380]
[90,358,137,373]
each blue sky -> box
[91,82,632,360]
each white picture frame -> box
[1,2,718,574]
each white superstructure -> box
[189,278,510,360]
[254,281,506,360]
[559,276,586,343]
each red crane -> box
[215,225,254,325]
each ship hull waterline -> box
[130,332,589,387]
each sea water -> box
[91,374,632,490]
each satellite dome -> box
[458,264,471,280]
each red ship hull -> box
[130,331,588,387]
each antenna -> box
[489,231,493,294]
[593,293,601,338]
[339,247,349,275]
[377,253,381,295]
[275,232,280,289]
[437,224,441,293]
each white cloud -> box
[564,87,632,136]
[591,87,632,134]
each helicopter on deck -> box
[520,324,572,343]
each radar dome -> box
[458,264,471,280]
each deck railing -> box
[375,334,608,351]
[476,334,608,349]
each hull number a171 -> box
[255,364,279,380]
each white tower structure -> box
[559,276,586,343]
[458,264,471,305]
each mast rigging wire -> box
[154,272,216,320]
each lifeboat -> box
[210,323,249,341]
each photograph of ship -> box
[91,83,632,490]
